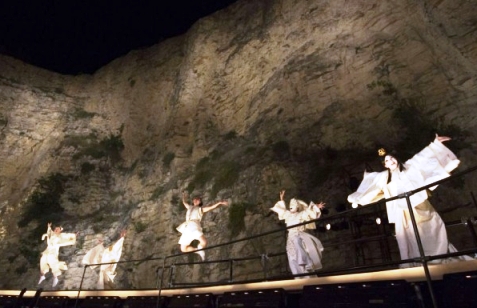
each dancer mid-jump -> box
[38,223,77,287]
[176,192,228,260]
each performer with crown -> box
[270,190,325,278]
[348,134,472,267]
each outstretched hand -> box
[435,133,451,143]
[315,202,326,209]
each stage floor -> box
[2,259,477,299]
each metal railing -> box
[75,165,477,308]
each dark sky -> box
[0,0,239,75]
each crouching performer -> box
[270,190,325,278]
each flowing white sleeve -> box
[307,201,322,219]
[82,243,105,268]
[58,233,77,247]
[302,201,319,230]
[404,140,460,190]
[101,237,125,272]
[270,200,288,220]
[348,171,387,205]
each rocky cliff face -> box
[1,0,477,290]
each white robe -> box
[82,237,125,289]
[176,206,204,245]
[271,200,324,278]
[348,140,469,265]
[40,227,76,277]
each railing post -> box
[462,216,477,249]
[402,194,438,308]
[169,264,175,288]
[74,264,88,308]
[261,254,269,280]
[471,191,477,211]
[229,259,234,283]
[157,257,167,308]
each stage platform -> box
[1,259,476,299]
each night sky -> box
[0,0,239,75]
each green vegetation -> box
[18,173,68,229]
[150,185,164,200]
[67,133,124,163]
[272,140,290,161]
[210,149,224,160]
[37,86,64,95]
[392,99,470,160]
[171,195,184,214]
[366,80,397,96]
[128,78,136,87]
[196,156,211,169]
[186,156,240,198]
[72,107,96,119]
[307,162,333,189]
[211,161,240,198]
[223,130,237,140]
[76,236,84,250]
[367,78,470,161]
[162,152,175,168]
[19,240,40,265]
[15,264,28,275]
[134,221,147,233]
[245,146,256,154]
[0,113,7,126]
[81,162,95,174]
[228,202,254,236]
[97,133,125,163]
[187,170,213,193]
[17,172,70,264]
[68,195,81,204]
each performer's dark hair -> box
[192,196,203,207]
[378,147,405,183]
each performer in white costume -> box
[176,192,228,260]
[38,223,77,287]
[270,190,325,278]
[348,134,472,267]
[82,230,126,289]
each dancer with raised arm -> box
[38,223,77,287]
[348,134,473,266]
[176,192,228,260]
[271,190,325,278]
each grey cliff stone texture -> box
[0,0,476,289]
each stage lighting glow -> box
[376,217,381,225]
[326,223,331,230]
